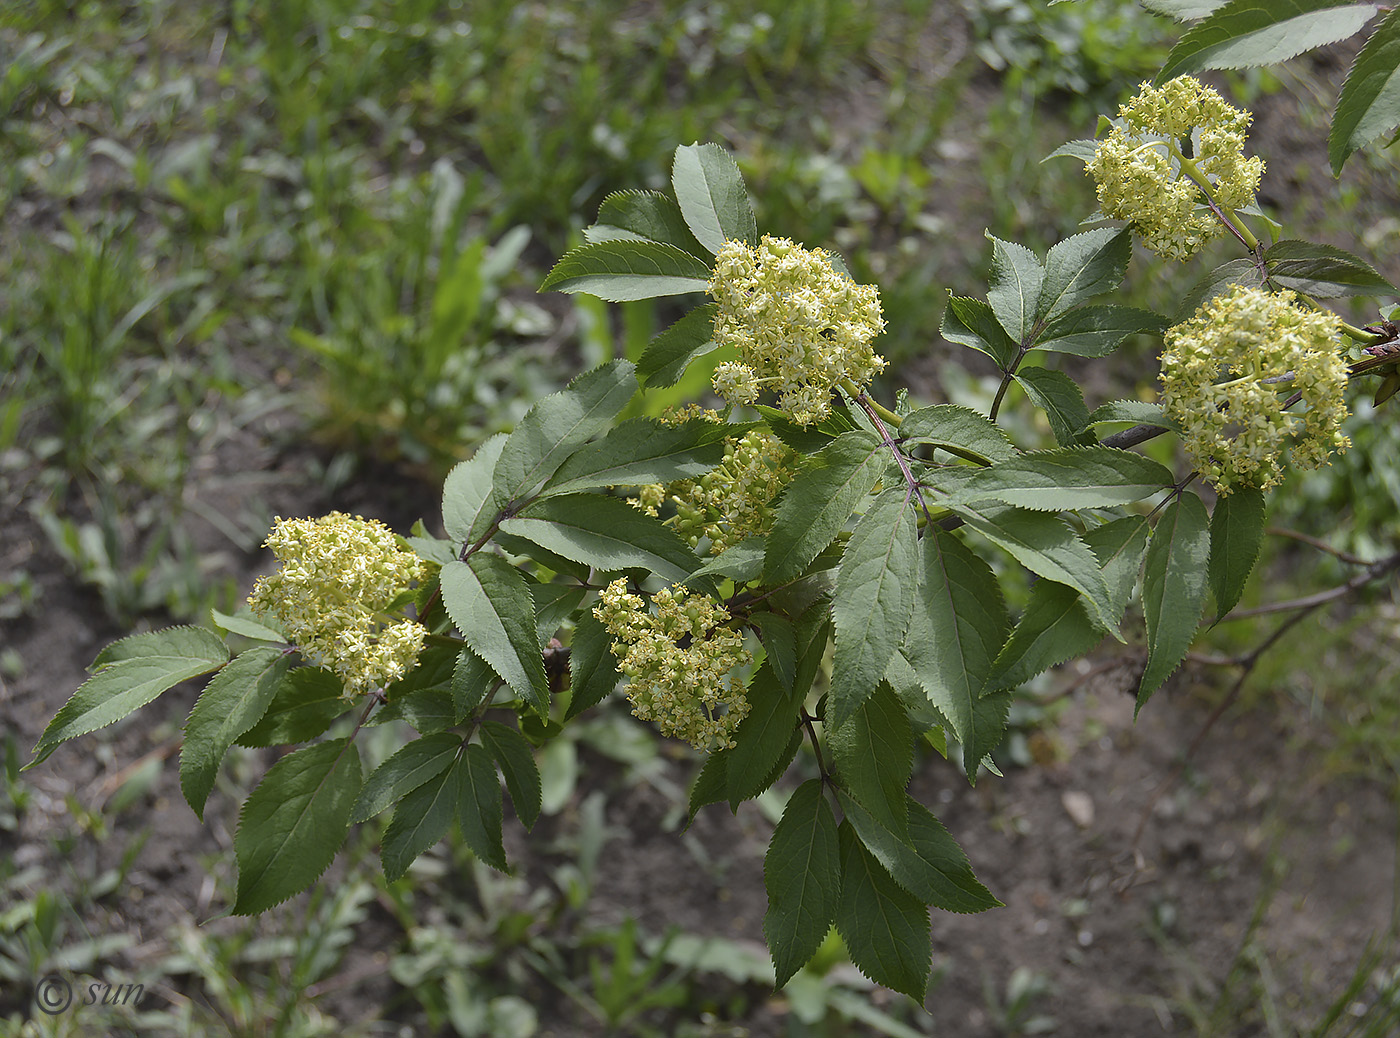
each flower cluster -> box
[1087,76,1264,260]
[248,512,427,695]
[708,235,886,424]
[1160,285,1350,494]
[593,580,752,751]
[634,423,797,555]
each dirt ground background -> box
[3,7,1400,1036]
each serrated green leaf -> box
[941,294,1019,370]
[1035,305,1169,357]
[1177,258,1263,320]
[967,690,1012,779]
[764,431,884,585]
[687,537,766,584]
[454,742,508,871]
[444,433,508,547]
[1014,367,1092,446]
[1038,228,1133,322]
[566,607,620,721]
[531,583,585,648]
[755,403,858,454]
[594,188,709,256]
[947,503,1117,631]
[371,688,456,734]
[688,748,729,819]
[1264,239,1396,296]
[829,490,919,731]
[1043,138,1101,162]
[1208,486,1265,617]
[480,720,542,830]
[1090,515,1153,616]
[90,624,228,669]
[1139,492,1211,712]
[1143,0,1229,18]
[764,780,841,989]
[1085,399,1175,430]
[728,661,801,807]
[539,240,712,300]
[381,764,458,882]
[986,517,1147,690]
[232,738,361,914]
[945,446,1172,512]
[835,821,931,1001]
[750,612,798,693]
[237,668,351,748]
[830,684,912,837]
[903,530,1009,752]
[452,647,496,721]
[29,628,230,769]
[501,493,702,586]
[839,793,1000,914]
[211,609,284,643]
[986,234,1044,344]
[638,303,719,388]
[900,404,1017,464]
[1330,8,1400,174]
[181,646,291,819]
[1158,0,1380,82]
[542,416,726,497]
[441,555,549,713]
[492,360,638,509]
[351,732,462,823]
[671,142,757,255]
[986,583,1100,691]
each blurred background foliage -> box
[3,0,1398,1034]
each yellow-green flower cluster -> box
[594,579,752,751]
[1160,286,1350,494]
[1087,76,1264,260]
[633,426,798,555]
[708,235,886,425]
[248,512,427,695]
